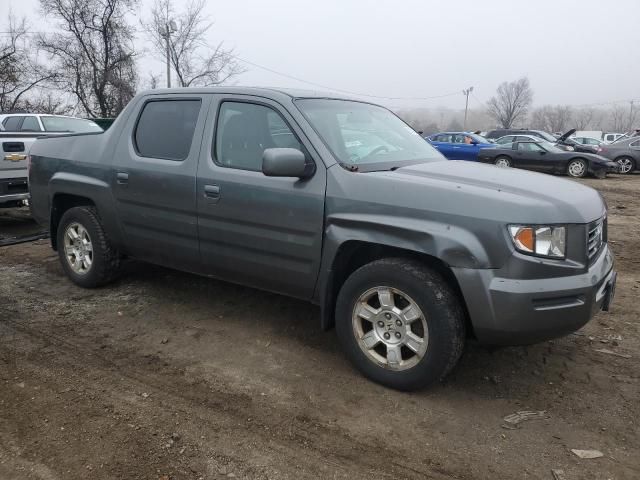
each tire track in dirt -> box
[2,312,468,480]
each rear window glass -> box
[134,100,202,161]
[3,117,23,131]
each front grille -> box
[587,216,606,262]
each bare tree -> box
[143,0,244,88]
[0,13,57,112]
[609,105,628,132]
[24,92,76,115]
[530,105,573,133]
[37,0,138,118]
[573,108,595,130]
[487,77,533,128]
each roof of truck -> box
[138,86,356,101]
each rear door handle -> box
[116,172,129,185]
[204,184,221,201]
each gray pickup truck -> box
[28,87,616,390]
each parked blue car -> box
[426,132,494,161]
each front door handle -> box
[116,172,129,185]
[204,184,221,200]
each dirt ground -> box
[1,175,639,480]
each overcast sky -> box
[5,0,640,110]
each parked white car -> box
[0,113,102,133]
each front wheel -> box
[494,156,512,168]
[615,156,635,174]
[57,206,121,288]
[335,258,466,391]
[567,159,587,178]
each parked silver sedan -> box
[598,137,640,174]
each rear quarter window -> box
[134,99,202,161]
[3,117,23,131]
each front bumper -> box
[453,245,615,345]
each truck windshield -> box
[296,99,444,169]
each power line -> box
[231,55,464,101]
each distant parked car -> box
[478,140,618,178]
[572,136,604,146]
[0,113,102,133]
[555,129,600,154]
[597,137,640,174]
[494,134,563,149]
[426,132,494,160]
[485,128,558,143]
[494,131,597,154]
[603,132,626,143]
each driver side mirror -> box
[539,150,546,155]
[262,148,310,178]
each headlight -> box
[509,225,566,258]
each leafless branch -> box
[37,0,138,117]
[487,77,533,128]
[142,0,245,88]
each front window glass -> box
[296,99,443,169]
[42,116,103,133]
[496,136,514,144]
[215,101,304,172]
[517,142,545,152]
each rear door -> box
[111,94,210,271]
[195,95,326,299]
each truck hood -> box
[369,160,605,224]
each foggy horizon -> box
[4,0,639,112]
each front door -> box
[111,94,210,271]
[514,142,553,172]
[196,96,326,300]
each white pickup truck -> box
[0,114,102,207]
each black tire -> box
[56,206,121,288]
[494,155,512,167]
[567,158,587,178]
[335,258,466,391]
[615,156,635,174]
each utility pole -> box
[160,20,177,88]
[462,86,473,131]
[629,100,635,131]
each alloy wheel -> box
[63,222,93,274]
[568,160,586,177]
[617,157,633,174]
[352,287,428,371]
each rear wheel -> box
[615,156,635,174]
[335,258,465,391]
[567,159,587,178]
[494,156,512,167]
[57,206,121,288]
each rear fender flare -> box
[49,172,123,248]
